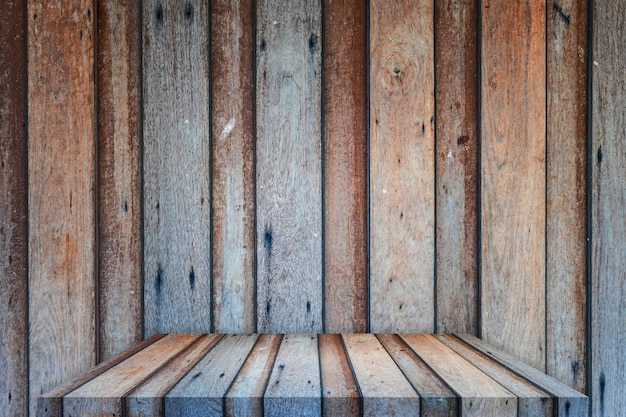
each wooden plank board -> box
[370,0,435,333]
[319,334,361,417]
[256,0,323,333]
[323,0,368,333]
[165,334,259,416]
[97,0,143,361]
[377,334,457,417]
[28,1,97,415]
[143,0,212,335]
[0,1,28,416]
[211,0,256,334]
[264,335,321,417]
[343,334,420,416]
[591,0,626,415]
[546,0,588,393]
[125,334,223,417]
[480,0,546,369]
[401,334,516,416]
[225,334,283,417]
[434,0,479,334]
[63,334,199,416]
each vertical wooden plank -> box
[0,1,28,415]
[97,0,143,361]
[211,0,256,333]
[546,0,588,393]
[143,0,211,335]
[323,0,368,332]
[435,0,479,334]
[480,0,547,369]
[591,0,626,415]
[370,0,435,333]
[28,1,96,415]
[256,0,323,333]
[319,334,361,417]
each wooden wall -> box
[0,1,624,416]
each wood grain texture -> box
[211,0,256,334]
[264,335,321,417]
[166,334,258,417]
[546,0,588,394]
[480,0,546,369]
[323,0,368,333]
[0,1,28,416]
[370,0,435,333]
[434,0,479,334]
[225,334,283,417]
[97,0,143,361]
[28,1,96,415]
[256,0,323,333]
[143,0,212,335]
[591,0,626,415]
[319,334,361,417]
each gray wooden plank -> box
[319,334,361,417]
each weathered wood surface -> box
[370,0,435,333]
[256,0,323,333]
[319,334,361,417]
[323,0,368,333]
[143,0,212,335]
[97,0,143,361]
[0,1,28,416]
[591,0,626,415]
[480,0,547,369]
[211,0,256,334]
[28,1,97,415]
[434,0,479,335]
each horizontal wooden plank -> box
[319,334,361,417]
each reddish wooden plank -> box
[319,334,361,417]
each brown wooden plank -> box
[591,0,626,415]
[377,334,457,417]
[480,0,547,369]
[211,0,256,334]
[225,334,283,417]
[125,334,223,417]
[264,335,321,417]
[0,1,28,416]
[165,334,259,416]
[28,1,97,415]
[546,0,588,394]
[319,334,361,417]
[323,0,368,333]
[63,334,199,417]
[97,0,143,361]
[256,0,323,333]
[370,0,435,333]
[434,0,479,335]
[143,0,212,335]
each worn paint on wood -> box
[97,0,143,361]
[323,0,368,333]
[319,334,361,417]
[143,0,212,335]
[256,0,323,333]
[370,0,435,333]
[435,0,479,335]
[211,0,256,334]
[28,1,96,415]
[480,0,547,369]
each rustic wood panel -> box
[434,0,479,334]
[323,0,368,333]
[480,0,546,369]
[211,0,256,334]
[370,0,435,333]
[28,1,97,415]
[0,1,28,415]
[256,0,323,333]
[97,0,143,361]
[143,0,212,335]
[319,334,361,417]
[591,0,626,415]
